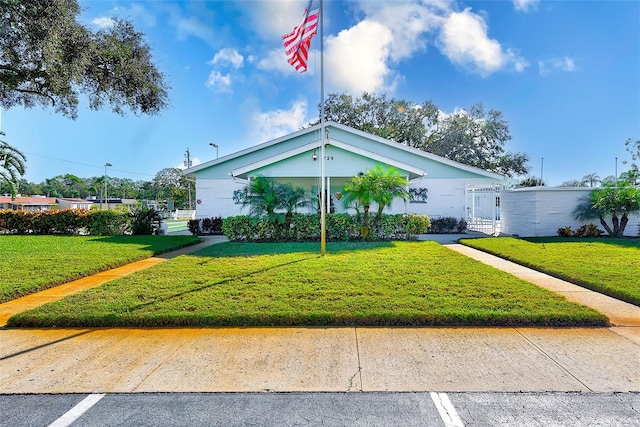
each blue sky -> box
[1,0,639,186]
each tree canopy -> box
[574,183,640,237]
[315,92,530,177]
[0,0,169,119]
[0,131,26,198]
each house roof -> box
[0,196,58,205]
[184,121,511,182]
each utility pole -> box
[184,148,192,209]
[104,163,112,209]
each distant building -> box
[0,196,58,211]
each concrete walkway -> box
[0,235,639,394]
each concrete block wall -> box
[501,187,640,237]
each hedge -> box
[220,213,431,242]
[0,208,161,235]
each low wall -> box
[501,187,639,237]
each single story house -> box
[184,122,514,230]
[58,198,93,210]
[0,196,58,211]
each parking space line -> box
[430,392,464,427]
[48,393,105,427]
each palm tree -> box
[581,173,601,187]
[342,166,409,238]
[342,172,375,238]
[0,132,27,199]
[368,166,409,227]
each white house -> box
[184,122,514,229]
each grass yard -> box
[460,237,640,306]
[0,235,200,303]
[8,241,607,328]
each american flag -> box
[282,0,320,73]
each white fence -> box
[500,187,640,237]
[173,210,196,220]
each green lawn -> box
[0,235,200,303]
[8,241,607,328]
[460,237,640,306]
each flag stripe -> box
[282,0,320,73]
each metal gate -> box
[465,185,501,235]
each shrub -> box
[456,218,468,233]
[129,207,162,235]
[557,226,574,237]
[574,223,602,238]
[84,210,129,235]
[188,217,225,236]
[222,213,430,242]
[428,217,459,234]
[188,219,200,235]
[402,214,431,240]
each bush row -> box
[427,217,468,234]
[0,208,161,235]
[188,217,224,235]
[221,213,432,242]
[557,223,603,238]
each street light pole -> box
[184,149,192,209]
[209,142,218,159]
[104,163,112,209]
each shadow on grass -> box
[186,240,403,259]
[523,237,640,249]
[127,255,318,313]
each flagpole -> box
[319,0,326,256]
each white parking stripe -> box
[49,393,105,427]
[430,392,464,427]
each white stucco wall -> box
[196,175,502,222]
[501,187,640,237]
[195,178,246,218]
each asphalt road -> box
[1,392,638,426]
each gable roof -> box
[185,121,510,182]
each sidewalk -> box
[0,236,639,394]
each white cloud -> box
[210,48,244,69]
[255,48,314,75]
[325,20,396,94]
[91,17,115,28]
[206,71,233,93]
[513,0,540,12]
[237,1,312,40]
[539,57,577,76]
[112,3,157,27]
[248,99,309,143]
[437,8,528,77]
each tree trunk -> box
[619,214,629,236]
[611,214,621,237]
[599,216,614,236]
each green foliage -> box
[518,176,545,187]
[222,213,430,242]
[574,224,602,238]
[342,166,409,239]
[0,0,168,118]
[574,183,640,236]
[428,217,465,234]
[129,206,161,235]
[9,241,607,328]
[461,237,640,307]
[557,226,573,237]
[0,234,200,303]
[188,216,224,235]
[234,176,312,238]
[0,132,26,198]
[316,93,530,177]
[84,210,128,235]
